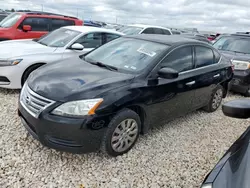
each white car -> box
[117,24,172,35]
[0,26,124,89]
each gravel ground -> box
[0,89,250,188]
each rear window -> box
[213,36,250,54]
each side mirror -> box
[222,99,250,119]
[22,25,32,32]
[70,43,84,50]
[158,67,179,79]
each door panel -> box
[192,45,223,108]
[190,67,222,109]
[144,73,196,126]
[144,45,195,126]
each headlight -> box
[232,60,250,70]
[51,98,103,117]
[0,59,23,66]
[201,184,212,188]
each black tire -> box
[244,87,250,97]
[21,64,45,86]
[203,85,224,112]
[101,109,141,157]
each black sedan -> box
[213,33,250,96]
[18,35,233,156]
[201,99,250,188]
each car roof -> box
[62,26,125,35]
[124,34,206,46]
[128,24,171,30]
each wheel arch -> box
[115,104,149,134]
[21,62,47,86]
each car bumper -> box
[18,100,108,154]
[0,65,22,89]
[229,70,250,94]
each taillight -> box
[231,64,234,71]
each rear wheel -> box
[203,85,223,112]
[244,87,250,97]
[101,109,141,157]
[21,64,45,86]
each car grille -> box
[20,83,55,118]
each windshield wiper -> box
[36,40,47,46]
[89,61,118,71]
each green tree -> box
[11,8,15,12]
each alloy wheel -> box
[111,119,139,153]
[212,89,223,109]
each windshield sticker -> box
[137,47,156,57]
[124,65,137,70]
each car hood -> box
[202,127,250,188]
[219,50,250,61]
[0,39,56,59]
[27,57,135,102]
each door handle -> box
[186,81,195,86]
[213,74,220,78]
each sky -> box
[0,0,250,33]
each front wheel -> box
[101,109,141,157]
[203,85,224,112]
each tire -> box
[101,109,141,157]
[21,64,45,86]
[203,85,224,113]
[244,87,250,97]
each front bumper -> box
[0,65,23,89]
[18,101,108,154]
[229,70,250,94]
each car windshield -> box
[117,26,143,35]
[84,37,169,73]
[213,36,250,54]
[37,28,81,47]
[0,13,22,28]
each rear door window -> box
[51,19,75,31]
[74,33,103,48]
[195,46,215,68]
[160,46,193,72]
[105,33,120,43]
[162,29,172,35]
[142,28,154,34]
[153,28,164,34]
[20,17,50,31]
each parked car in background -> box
[181,33,212,44]
[0,12,9,22]
[18,35,233,156]
[117,24,172,35]
[0,26,123,89]
[83,20,102,27]
[213,33,250,96]
[201,99,250,188]
[0,11,83,41]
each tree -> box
[11,8,15,12]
